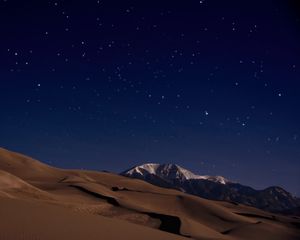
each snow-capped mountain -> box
[121,163,300,213]
[125,163,229,184]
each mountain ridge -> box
[123,163,229,184]
[121,163,300,214]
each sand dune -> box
[0,147,299,240]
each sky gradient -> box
[0,0,300,195]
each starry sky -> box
[0,0,300,195]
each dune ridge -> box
[0,147,299,240]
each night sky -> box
[0,0,300,195]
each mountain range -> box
[121,163,300,213]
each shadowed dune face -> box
[0,148,300,240]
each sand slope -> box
[0,147,299,240]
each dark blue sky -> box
[0,0,300,195]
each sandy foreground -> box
[0,147,299,240]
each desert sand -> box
[0,147,299,240]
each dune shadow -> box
[291,222,300,228]
[234,212,276,221]
[222,221,262,235]
[146,213,181,235]
[70,185,191,238]
[70,185,120,206]
[111,186,130,192]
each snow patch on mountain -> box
[124,163,229,184]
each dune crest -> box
[0,148,299,240]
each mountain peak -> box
[123,163,229,184]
